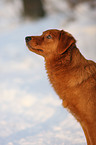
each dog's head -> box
[25,29,76,58]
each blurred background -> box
[0,0,96,145]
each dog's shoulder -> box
[85,60,96,80]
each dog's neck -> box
[45,45,86,72]
[44,46,84,98]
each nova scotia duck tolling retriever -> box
[25,29,96,145]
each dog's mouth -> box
[26,43,43,52]
[32,47,43,52]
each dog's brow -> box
[42,32,47,36]
[43,31,49,35]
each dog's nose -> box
[25,37,31,42]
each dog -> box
[25,29,96,145]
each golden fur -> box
[25,29,96,145]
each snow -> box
[64,2,96,61]
[0,1,96,145]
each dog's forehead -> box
[43,29,60,35]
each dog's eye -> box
[46,35,52,39]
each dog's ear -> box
[57,30,76,54]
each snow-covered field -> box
[0,1,96,145]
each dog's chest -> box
[45,62,70,98]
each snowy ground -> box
[0,1,96,145]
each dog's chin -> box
[26,43,43,53]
